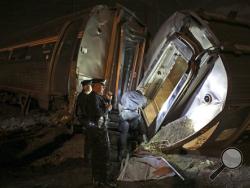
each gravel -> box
[144,116,195,152]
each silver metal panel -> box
[76,5,113,80]
[182,57,228,132]
[141,11,250,153]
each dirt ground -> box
[0,134,94,188]
[0,103,250,188]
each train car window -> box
[26,42,55,63]
[115,23,147,102]
[0,51,10,61]
[11,47,28,61]
[26,46,42,62]
[42,43,55,62]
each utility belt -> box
[88,116,110,147]
[88,116,106,129]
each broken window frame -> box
[141,33,201,127]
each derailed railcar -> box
[0,10,89,111]
[0,5,147,116]
[139,11,250,155]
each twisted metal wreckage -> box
[117,10,250,181]
[0,5,250,182]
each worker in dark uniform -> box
[75,79,92,164]
[86,78,114,188]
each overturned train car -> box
[0,5,147,116]
[139,11,250,154]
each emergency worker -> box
[117,90,148,161]
[76,79,92,163]
[86,78,114,187]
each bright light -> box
[183,57,228,132]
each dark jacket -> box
[86,91,108,122]
[76,91,89,119]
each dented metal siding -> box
[198,11,250,107]
[139,11,250,155]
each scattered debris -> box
[117,155,176,182]
[143,116,194,152]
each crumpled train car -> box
[0,5,147,115]
[138,10,250,154]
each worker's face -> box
[92,83,105,95]
[83,84,92,93]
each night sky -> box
[0,0,250,40]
